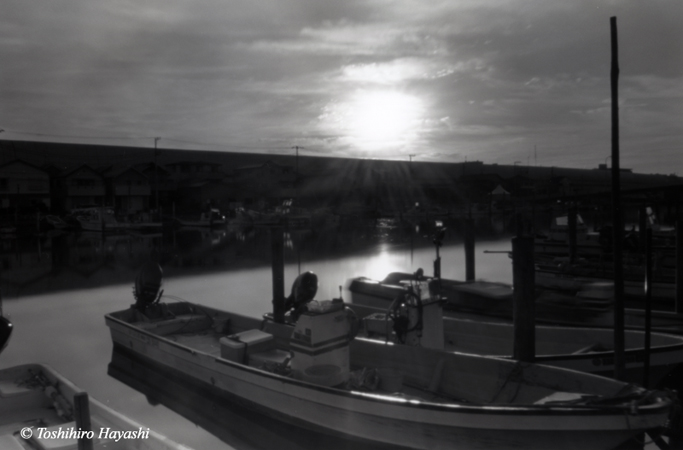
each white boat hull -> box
[535,269,676,301]
[0,363,192,450]
[347,288,683,388]
[105,309,673,450]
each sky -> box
[1,0,682,174]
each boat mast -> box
[610,16,625,380]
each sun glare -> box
[322,90,424,152]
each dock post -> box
[434,239,441,279]
[676,218,683,314]
[74,392,94,450]
[464,218,475,281]
[512,236,535,363]
[271,226,286,323]
[568,205,577,263]
[642,228,652,388]
[432,225,446,280]
[638,207,648,254]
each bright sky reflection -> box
[350,243,409,283]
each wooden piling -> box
[643,228,652,388]
[610,16,626,380]
[638,207,647,254]
[464,219,475,281]
[568,205,577,263]
[434,236,441,279]
[74,392,94,450]
[512,236,535,363]
[271,226,286,323]
[676,218,683,314]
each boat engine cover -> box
[290,300,350,386]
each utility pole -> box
[408,154,416,162]
[292,146,303,199]
[292,146,303,180]
[154,137,160,212]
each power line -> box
[4,130,157,141]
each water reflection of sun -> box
[321,90,424,152]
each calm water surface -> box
[0,218,516,449]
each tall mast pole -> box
[154,137,160,212]
[610,16,625,380]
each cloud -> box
[0,0,681,174]
[337,58,459,85]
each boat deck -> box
[169,331,223,357]
[142,322,472,405]
[113,303,646,406]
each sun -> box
[348,90,422,142]
[322,90,424,151]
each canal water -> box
[0,217,518,449]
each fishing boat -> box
[108,345,395,450]
[0,225,17,237]
[275,199,312,228]
[534,212,675,260]
[124,211,165,233]
[0,317,10,355]
[71,207,130,233]
[0,363,193,450]
[348,225,683,335]
[175,208,226,228]
[0,288,12,355]
[227,207,254,226]
[40,215,72,231]
[534,214,605,257]
[105,264,676,450]
[348,270,683,386]
[244,209,281,226]
[348,270,683,336]
[234,200,312,228]
[0,312,11,356]
[351,271,615,321]
[534,256,676,303]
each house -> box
[164,160,228,211]
[134,162,175,209]
[490,184,511,198]
[164,160,225,181]
[0,159,51,212]
[230,161,296,205]
[53,164,106,212]
[102,166,151,214]
[173,179,236,212]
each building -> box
[53,164,106,212]
[134,162,175,209]
[165,160,225,181]
[102,166,151,214]
[0,159,51,213]
[230,161,296,206]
